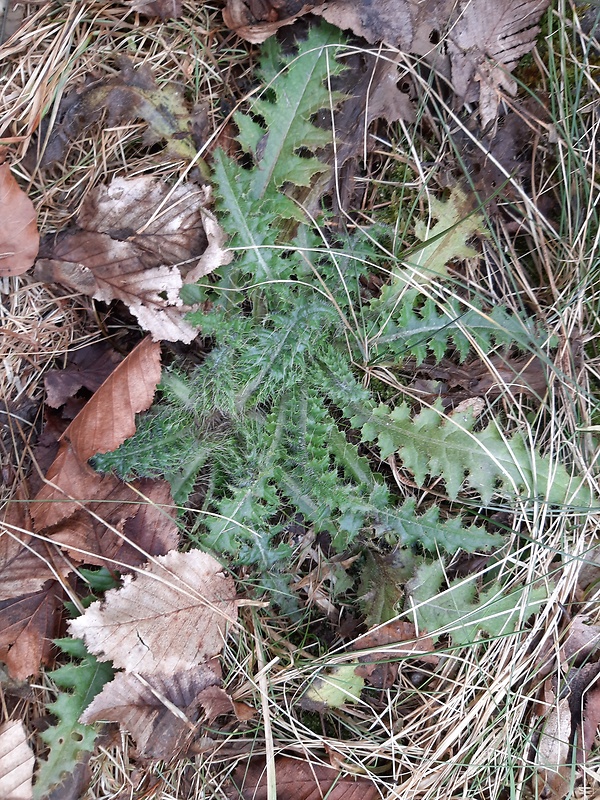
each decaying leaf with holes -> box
[32,57,203,169]
[223,0,548,126]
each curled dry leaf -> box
[80,664,233,759]
[231,755,379,800]
[0,163,39,276]
[0,720,34,800]
[69,550,238,675]
[36,177,228,342]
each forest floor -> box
[1,1,600,799]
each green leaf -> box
[302,664,364,710]
[361,400,593,508]
[406,560,548,646]
[240,24,346,200]
[406,187,482,284]
[34,639,113,799]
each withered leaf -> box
[35,179,221,343]
[44,341,122,409]
[582,682,600,757]
[0,163,39,277]
[0,582,62,680]
[37,57,199,168]
[534,683,572,800]
[223,0,548,125]
[32,337,161,530]
[231,755,379,800]
[47,476,179,568]
[80,664,229,760]
[446,0,550,102]
[0,496,70,600]
[561,615,600,665]
[127,0,183,18]
[69,550,238,675]
[353,620,438,689]
[0,720,34,800]
[41,336,160,469]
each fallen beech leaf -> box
[36,177,227,342]
[44,342,122,409]
[353,620,438,689]
[0,582,62,680]
[0,720,34,800]
[47,475,179,568]
[0,497,70,600]
[127,0,182,18]
[69,550,238,675]
[80,664,226,759]
[32,337,161,529]
[0,164,39,276]
[61,336,161,462]
[231,755,379,800]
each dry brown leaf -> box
[0,720,34,800]
[582,681,600,757]
[447,0,550,103]
[47,476,179,568]
[353,620,438,688]
[80,664,228,759]
[223,0,547,125]
[127,0,183,18]
[32,58,200,169]
[0,494,71,600]
[0,582,62,680]
[0,163,39,277]
[69,550,238,675]
[31,337,160,530]
[60,335,160,462]
[231,755,379,800]
[36,177,227,343]
[534,686,572,800]
[44,342,122,409]
[561,615,600,665]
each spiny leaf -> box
[369,289,546,364]
[34,638,113,800]
[237,24,346,199]
[360,400,593,508]
[406,560,548,646]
